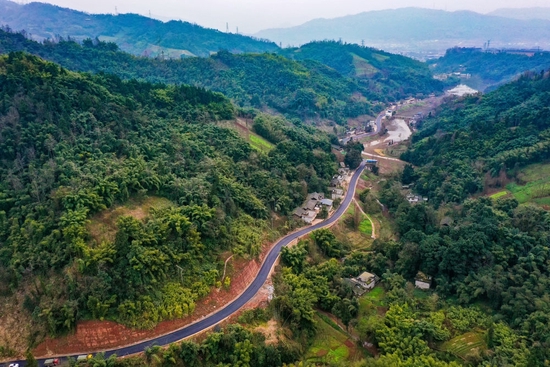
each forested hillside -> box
[402,70,550,204]
[429,47,550,91]
[0,52,337,339]
[279,41,444,100]
[0,29,379,124]
[0,0,278,57]
[329,72,550,365]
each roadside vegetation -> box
[0,53,337,350]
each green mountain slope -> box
[0,0,278,57]
[402,70,550,204]
[0,29,382,124]
[279,41,444,99]
[255,8,550,57]
[0,52,336,340]
[429,47,550,91]
[368,72,550,366]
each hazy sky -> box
[25,0,550,33]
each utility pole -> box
[226,22,229,33]
[236,26,239,34]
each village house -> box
[293,192,327,224]
[406,193,428,204]
[331,188,344,200]
[331,175,344,187]
[320,198,333,211]
[345,271,378,296]
[415,272,432,290]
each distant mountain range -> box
[488,7,550,21]
[255,8,550,58]
[0,0,278,57]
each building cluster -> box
[406,193,428,204]
[434,71,472,81]
[343,270,432,297]
[292,192,334,224]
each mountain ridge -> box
[255,7,550,58]
[488,7,550,21]
[0,0,278,57]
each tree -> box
[401,164,417,185]
[25,351,38,367]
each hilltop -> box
[255,8,550,58]
[0,0,278,57]
[279,41,443,99]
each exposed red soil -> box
[33,168,358,358]
[33,244,272,358]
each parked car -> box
[76,355,92,363]
[44,359,59,367]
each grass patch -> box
[489,190,509,199]
[352,54,378,77]
[506,162,550,205]
[248,133,274,153]
[440,332,487,359]
[373,53,390,62]
[306,315,352,364]
[333,204,374,250]
[88,196,172,245]
[358,286,386,316]
[365,286,385,302]
[359,218,372,235]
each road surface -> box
[7,161,367,367]
[340,111,385,145]
[362,152,404,163]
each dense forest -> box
[0,52,338,340]
[0,0,278,57]
[0,29,380,124]
[280,41,445,99]
[429,47,550,91]
[402,70,550,204]
[366,180,550,365]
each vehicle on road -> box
[44,359,59,367]
[76,355,92,363]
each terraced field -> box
[441,331,486,359]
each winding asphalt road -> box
[7,161,367,367]
[341,111,385,145]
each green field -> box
[490,190,509,199]
[440,331,487,359]
[358,286,386,317]
[249,134,274,152]
[506,162,550,205]
[306,315,353,364]
[352,54,378,77]
[359,218,373,235]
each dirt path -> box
[362,151,404,163]
[353,199,376,239]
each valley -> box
[1,2,550,366]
